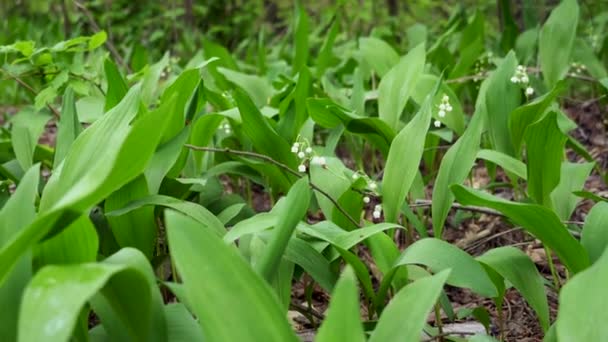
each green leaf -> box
[538,0,579,87]
[141,53,169,106]
[316,266,365,342]
[359,37,399,77]
[572,38,607,79]
[235,89,295,190]
[255,177,311,282]
[159,69,200,142]
[10,107,51,171]
[508,81,566,156]
[54,88,82,168]
[550,162,594,220]
[581,202,608,264]
[103,58,129,111]
[484,51,520,156]
[477,149,527,180]
[145,127,190,194]
[556,248,608,341]
[369,270,450,342]
[477,247,550,331]
[34,87,57,110]
[395,238,497,297]
[432,81,487,238]
[188,114,224,174]
[525,112,567,207]
[218,67,271,108]
[0,165,38,342]
[284,237,337,292]
[19,248,166,342]
[293,2,309,73]
[307,98,395,154]
[451,185,589,273]
[164,303,205,342]
[104,175,156,259]
[106,194,225,237]
[298,221,404,254]
[165,210,299,342]
[88,31,107,50]
[382,83,434,223]
[377,44,426,131]
[315,17,339,78]
[34,214,98,266]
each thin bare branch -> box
[184,144,362,228]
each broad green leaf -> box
[217,203,246,225]
[538,0,579,87]
[0,165,38,342]
[525,112,567,207]
[235,89,294,190]
[581,202,608,264]
[395,238,497,297]
[451,185,589,273]
[165,210,298,342]
[34,87,57,111]
[106,194,225,237]
[383,85,433,223]
[284,237,336,292]
[478,247,550,331]
[449,11,485,79]
[18,248,166,342]
[484,51,520,156]
[307,98,395,154]
[572,38,607,79]
[76,95,105,123]
[255,177,311,282]
[378,44,426,131]
[141,53,169,105]
[145,127,190,194]
[310,157,352,222]
[508,81,566,156]
[359,37,399,77]
[369,270,450,342]
[477,149,527,180]
[159,69,200,142]
[293,2,309,73]
[297,221,403,255]
[515,28,539,65]
[556,248,608,341]
[34,215,98,266]
[432,79,487,238]
[316,267,365,342]
[164,303,205,342]
[54,88,82,168]
[335,247,376,304]
[218,67,271,108]
[88,30,107,50]
[104,175,156,259]
[10,107,51,171]
[103,58,128,111]
[188,114,224,174]
[277,67,311,140]
[550,162,594,220]
[315,17,339,78]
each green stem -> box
[545,246,561,291]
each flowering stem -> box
[184,144,362,228]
